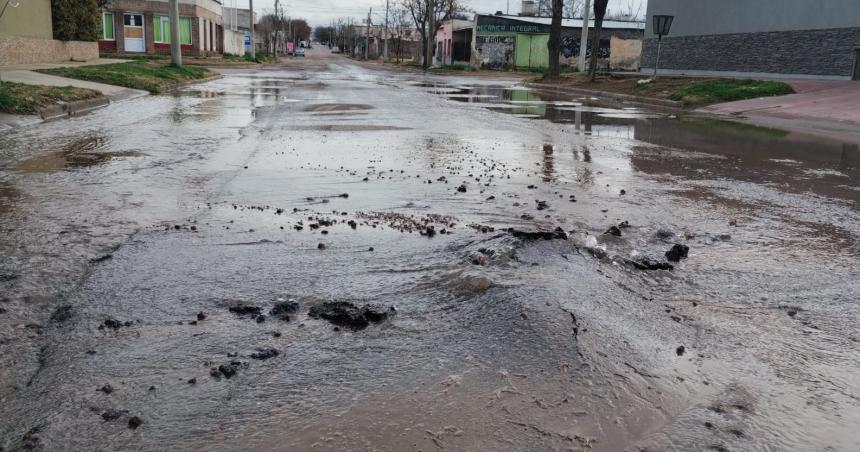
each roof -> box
[488,15,645,31]
[450,19,474,31]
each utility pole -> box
[168,0,181,66]
[249,0,255,59]
[274,0,280,59]
[384,0,389,61]
[365,8,371,60]
[577,0,591,72]
[425,0,434,68]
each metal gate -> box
[515,34,549,69]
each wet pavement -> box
[0,52,858,451]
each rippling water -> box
[0,57,858,451]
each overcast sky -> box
[224,0,647,28]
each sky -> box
[224,0,648,28]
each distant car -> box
[295,48,306,57]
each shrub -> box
[52,0,100,41]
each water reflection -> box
[419,81,858,201]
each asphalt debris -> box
[666,244,690,262]
[308,301,394,331]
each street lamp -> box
[652,14,674,78]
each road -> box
[0,50,858,451]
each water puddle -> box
[303,103,374,112]
[14,135,144,173]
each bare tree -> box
[546,0,563,79]
[587,0,608,81]
[606,0,642,20]
[402,0,465,69]
[563,0,583,18]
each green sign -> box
[476,24,544,33]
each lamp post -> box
[652,14,674,78]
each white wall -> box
[223,29,245,56]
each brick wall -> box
[642,27,860,78]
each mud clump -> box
[127,416,143,430]
[213,361,247,379]
[308,301,394,331]
[665,244,690,262]
[101,409,127,421]
[270,301,299,321]
[228,305,262,317]
[627,258,674,271]
[99,319,132,330]
[250,348,280,360]
[676,346,686,356]
[508,227,568,241]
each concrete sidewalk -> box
[0,58,147,102]
[699,80,860,143]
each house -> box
[471,14,644,70]
[642,0,860,80]
[98,0,224,57]
[435,19,473,66]
[0,0,98,65]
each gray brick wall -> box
[642,27,860,77]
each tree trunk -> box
[588,0,608,81]
[546,0,564,79]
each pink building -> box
[434,19,473,66]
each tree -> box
[587,0,608,81]
[314,26,335,45]
[546,0,563,79]
[51,0,100,41]
[291,19,311,42]
[402,0,465,69]
[563,0,584,18]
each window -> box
[101,12,115,40]
[153,16,192,45]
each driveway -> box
[700,80,860,142]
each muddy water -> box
[0,57,858,451]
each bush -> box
[52,0,100,41]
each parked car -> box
[295,48,306,57]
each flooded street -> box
[0,52,858,451]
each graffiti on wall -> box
[475,36,515,69]
[560,36,610,59]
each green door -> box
[515,34,550,69]
[529,34,549,68]
[515,34,532,68]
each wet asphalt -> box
[0,51,858,451]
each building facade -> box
[98,0,223,57]
[642,0,860,80]
[0,0,98,65]
[471,14,644,70]
[435,20,473,66]
[221,6,256,55]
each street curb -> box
[527,82,687,111]
[38,96,110,120]
[158,74,223,94]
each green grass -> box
[0,81,102,115]
[37,61,214,94]
[669,79,794,106]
